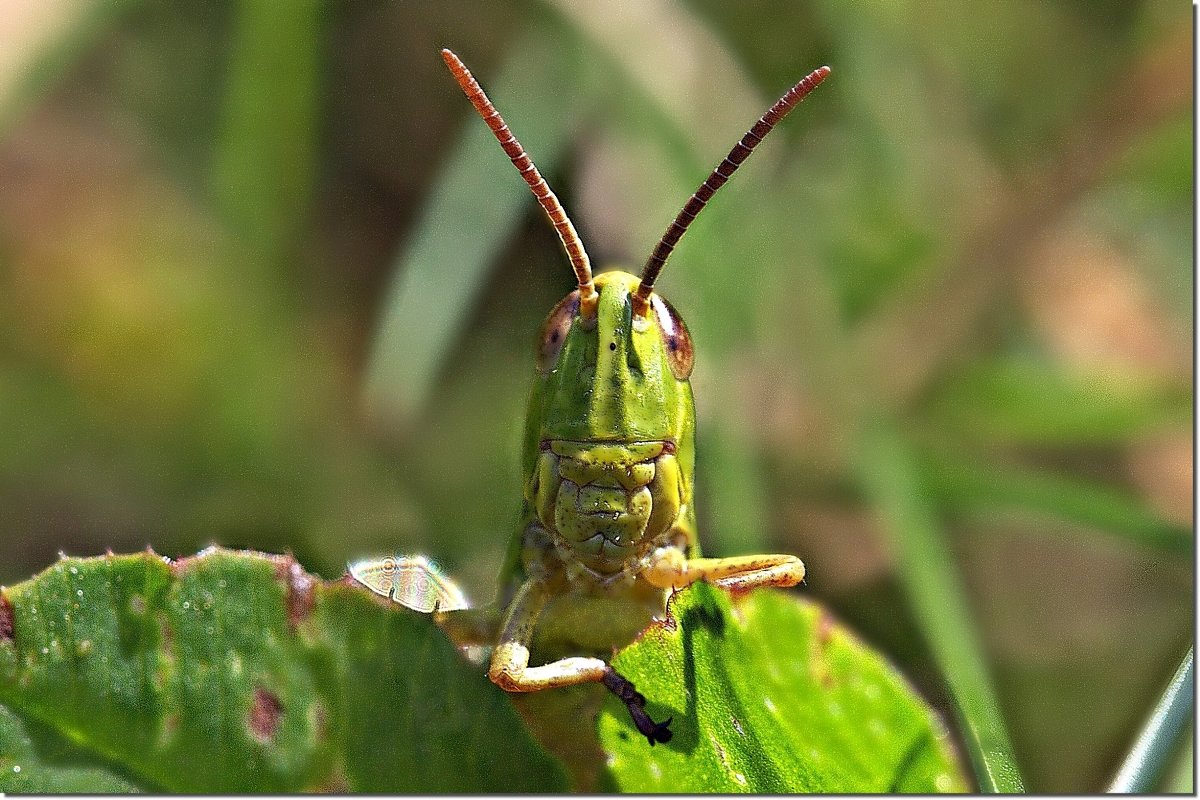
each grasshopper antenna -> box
[634,65,831,314]
[441,49,597,307]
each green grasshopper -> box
[352,49,829,746]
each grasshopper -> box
[352,49,828,746]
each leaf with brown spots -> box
[0,548,566,792]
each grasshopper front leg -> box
[642,546,806,592]
[490,579,673,745]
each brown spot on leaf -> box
[160,712,181,745]
[310,770,350,793]
[314,702,329,741]
[818,609,836,646]
[250,687,283,742]
[275,556,315,631]
[158,611,174,649]
[0,591,14,643]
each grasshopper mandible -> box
[352,49,829,746]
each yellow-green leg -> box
[487,578,673,745]
[487,580,609,692]
[642,547,805,592]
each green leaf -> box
[856,421,1025,792]
[0,549,567,792]
[0,548,970,793]
[0,704,145,792]
[599,582,967,792]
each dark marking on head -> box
[609,341,617,351]
[275,556,315,631]
[652,296,694,380]
[250,687,284,742]
[536,291,580,374]
[0,591,14,644]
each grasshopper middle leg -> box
[489,579,673,745]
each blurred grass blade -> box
[364,29,584,425]
[211,0,323,267]
[923,449,1192,553]
[856,420,1025,793]
[928,358,1190,446]
[1108,647,1194,793]
[698,419,771,555]
[0,0,137,137]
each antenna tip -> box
[440,49,460,67]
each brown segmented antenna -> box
[441,49,596,307]
[634,65,832,314]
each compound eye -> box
[652,295,694,380]
[536,291,579,374]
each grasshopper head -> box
[523,272,696,575]
[529,271,693,445]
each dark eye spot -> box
[609,342,617,351]
[536,292,580,374]
[651,295,694,380]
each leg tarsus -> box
[602,665,673,745]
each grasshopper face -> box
[523,271,696,577]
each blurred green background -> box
[0,0,1191,792]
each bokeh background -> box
[0,0,1192,792]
